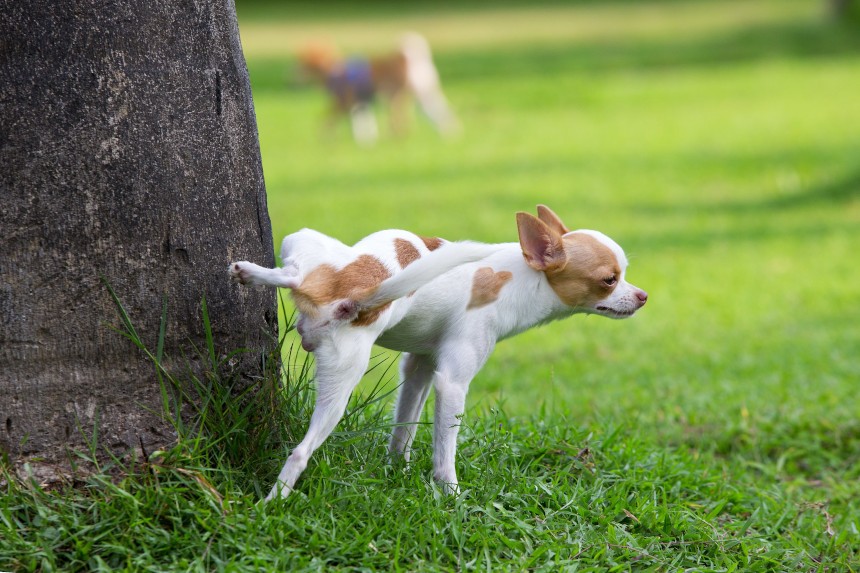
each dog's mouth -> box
[595,306,636,319]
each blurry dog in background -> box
[298,33,460,144]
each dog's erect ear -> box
[536,205,570,235]
[516,212,566,271]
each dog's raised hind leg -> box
[229,260,300,288]
[265,332,375,501]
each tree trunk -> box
[0,0,276,477]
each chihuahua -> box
[230,205,647,500]
[298,33,459,144]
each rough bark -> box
[0,0,276,475]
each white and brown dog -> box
[229,206,647,500]
[298,32,459,144]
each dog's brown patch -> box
[421,236,444,251]
[370,53,408,97]
[545,233,620,308]
[291,255,392,326]
[394,238,421,268]
[467,267,513,309]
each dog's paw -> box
[229,261,255,285]
[433,472,461,496]
[264,481,293,502]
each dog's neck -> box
[478,244,580,341]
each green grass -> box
[3,0,860,570]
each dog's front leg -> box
[349,104,378,145]
[432,341,494,494]
[389,353,436,462]
[266,332,375,501]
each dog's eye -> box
[603,276,617,287]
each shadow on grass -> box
[676,417,860,480]
[640,220,857,253]
[760,167,860,209]
[635,165,860,215]
[435,20,860,81]
[255,145,860,218]
[238,0,708,22]
[616,165,860,252]
[248,19,860,92]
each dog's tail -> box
[356,240,502,311]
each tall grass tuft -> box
[97,283,402,498]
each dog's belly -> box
[374,315,444,354]
[374,276,472,354]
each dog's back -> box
[281,229,499,321]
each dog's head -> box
[297,41,342,80]
[516,205,647,318]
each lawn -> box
[2,0,860,570]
